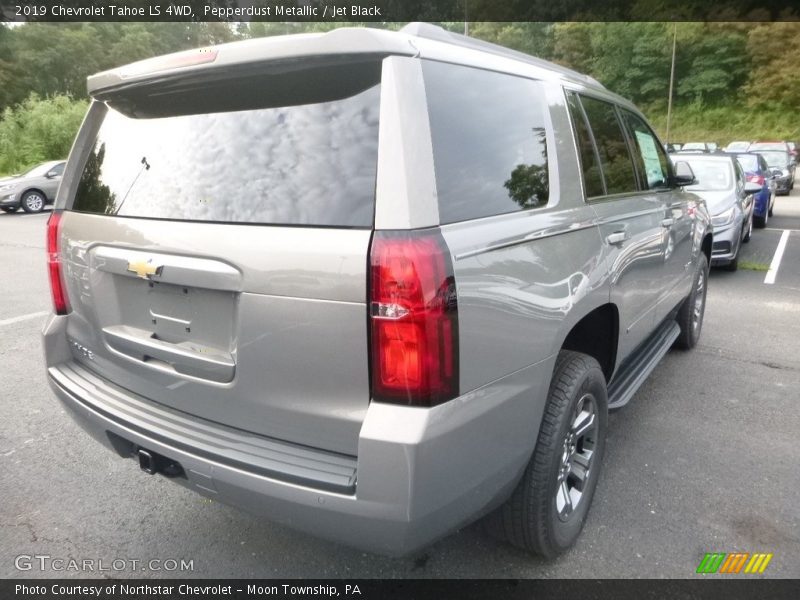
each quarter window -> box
[423,61,550,224]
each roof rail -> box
[400,22,604,88]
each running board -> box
[607,319,680,410]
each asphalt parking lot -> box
[1,194,799,579]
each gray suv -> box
[0,160,65,213]
[43,24,712,557]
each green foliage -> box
[647,103,800,146]
[0,93,88,176]
[744,23,800,110]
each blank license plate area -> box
[100,275,237,354]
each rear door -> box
[59,60,383,456]
[566,92,666,363]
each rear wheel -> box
[1,206,17,213]
[743,214,753,242]
[486,351,607,558]
[21,191,45,213]
[676,253,708,349]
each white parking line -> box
[0,311,48,327]
[764,230,791,285]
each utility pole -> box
[665,22,677,144]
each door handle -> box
[606,231,629,245]
[661,218,675,227]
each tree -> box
[744,22,800,111]
[0,93,88,174]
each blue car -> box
[729,152,775,228]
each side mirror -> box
[44,171,57,179]
[744,182,762,194]
[672,161,697,187]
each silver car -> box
[43,24,712,557]
[0,160,65,213]
[670,153,758,271]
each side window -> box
[579,96,638,196]
[620,110,671,190]
[422,61,550,224]
[51,163,65,176]
[566,92,605,198]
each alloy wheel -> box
[555,393,598,522]
[24,193,44,212]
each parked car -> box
[752,149,795,195]
[728,152,775,228]
[677,142,715,153]
[750,140,792,154]
[43,23,713,558]
[672,153,756,271]
[0,160,65,213]
[665,143,683,153]
[723,141,751,153]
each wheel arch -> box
[701,232,712,265]
[20,187,48,201]
[557,303,619,382]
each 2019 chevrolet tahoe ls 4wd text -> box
[43,23,712,558]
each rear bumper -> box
[43,314,550,555]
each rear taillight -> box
[747,174,765,185]
[369,230,459,407]
[47,211,70,315]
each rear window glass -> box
[756,151,789,168]
[685,161,733,192]
[735,154,758,172]
[72,77,381,227]
[422,61,550,224]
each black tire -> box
[742,216,752,243]
[1,206,18,213]
[486,351,607,558]
[768,200,774,217]
[754,214,766,228]
[21,190,46,213]
[675,253,708,350]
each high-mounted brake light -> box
[47,211,70,315]
[119,48,218,79]
[369,230,459,407]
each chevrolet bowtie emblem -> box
[127,259,162,279]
